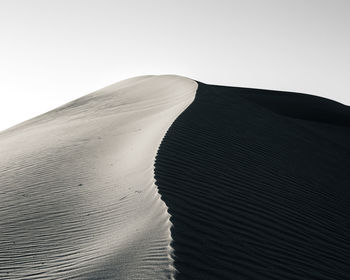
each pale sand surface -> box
[0,75,197,279]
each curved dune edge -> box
[155,82,350,280]
[0,75,197,279]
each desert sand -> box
[0,75,197,279]
[156,82,350,279]
[1,75,350,280]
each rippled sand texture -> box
[155,82,350,280]
[0,75,197,279]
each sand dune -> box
[1,75,350,279]
[0,75,197,279]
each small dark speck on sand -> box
[78,184,83,186]
[135,190,142,194]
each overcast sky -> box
[0,0,349,131]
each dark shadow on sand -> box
[155,83,350,280]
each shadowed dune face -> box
[0,75,197,279]
[155,82,350,280]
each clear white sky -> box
[0,0,349,131]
